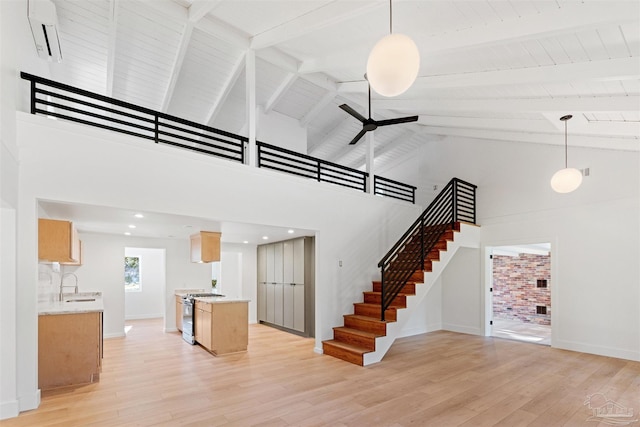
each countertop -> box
[194,296,250,304]
[174,288,208,297]
[38,292,104,315]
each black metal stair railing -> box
[377,178,477,320]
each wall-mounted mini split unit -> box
[28,0,63,62]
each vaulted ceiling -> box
[42,0,640,179]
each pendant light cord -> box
[389,0,393,34]
[564,119,568,168]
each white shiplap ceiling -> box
[26,0,640,240]
[45,0,640,164]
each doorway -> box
[124,247,167,329]
[488,243,551,345]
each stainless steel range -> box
[181,293,225,345]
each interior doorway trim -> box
[482,237,558,347]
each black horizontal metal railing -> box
[377,178,477,320]
[374,175,416,204]
[257,141,369,192]
[21,72,417,202]
[20,72,246,163]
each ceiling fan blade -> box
[376,116,419,126]
[348,129,368,145]
[339,104,367,123]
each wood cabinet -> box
[38,312,102,390]
[38,218,81,263]
[175,295,183,332]
[190,231,221,263]
[195,301,248,355]
[257,237,314,335]
[194,301,212,350]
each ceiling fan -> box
[339,78,418,145]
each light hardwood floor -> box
[4,319,639,426]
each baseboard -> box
[0,399,20,420]
[163,327,178,333]
[398,322,443,338]
[104,332,126,339]
[18,389,40,414]
[442,323,482,336]
[554,339,640,362]
[314,346,323,354]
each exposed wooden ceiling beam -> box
[249,1,384,50]
[378,95,640,114]
[338,57,640,93]
[264,72,298,113]
[205,55,246,125]
[300,1,639,74]
[105,0,119,97]
[300,91,336,127]
[416,126,639,151]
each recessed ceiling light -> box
[243,240,249,244]
[287,229,294,234]
[134,213,144,218]
[128,224,136,229]
[262,236,268,240]
[124,232,131,236]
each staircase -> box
[322,178,480,366]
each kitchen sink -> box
[65,298,96,302]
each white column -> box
[245,49,257,167]
[366,131,375,194]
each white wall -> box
[420,136,640,361]
[124,247,165,320]
[442,248,482,335]
[221,242,258,323]
[255,107,307,154]
[13,112,421,413]
[76,233,211,337]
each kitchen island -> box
[177,292,249,355]
[38,292,103,390]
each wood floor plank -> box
[3,318,640,426]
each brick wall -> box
[493,253,551,325]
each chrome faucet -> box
[59,273,78,301]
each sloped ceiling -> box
[45,0,639,177]
[25,0,640,240]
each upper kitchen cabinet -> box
[38,218,81,264]
[190,231,221,263]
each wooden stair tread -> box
[345,314,391,324]
[355,302,401,310]
[323,340,370,353]
[334,326,382,339]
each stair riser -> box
[344,316,387,335]
[363,293,406,308]
[322,342,364,366]
[354,304,397,321]
[372,282,415,294]
[333,329,376,351]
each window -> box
[536,279,548,288]
[124,256,141,292]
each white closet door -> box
[266,244,275,283]
[293,284,305,332]
[283,284,294,329]
[266,283,275,323]
[283,240,294,284]
[293,238,305,284]
[274,283,284,326]
[273,243,284,284]
[257,245,267,283]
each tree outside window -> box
[125,256,141,292]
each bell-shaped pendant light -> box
[366,0,420,97]
[550,115,582,193]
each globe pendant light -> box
[550,115,583,193]
[366,0,420,97]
